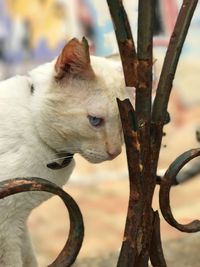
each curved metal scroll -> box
[0,177,84,267]
[159,148,200,233]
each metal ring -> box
[0,177,84,266]
[159,148,200,233]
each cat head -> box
[31,38,132,163]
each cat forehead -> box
[90,58,125,95]
[68,62,125,98]
[90,56,123,76]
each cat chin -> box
[80,154,109,164]
[84,157,107,164]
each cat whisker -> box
[51,148,76,156]
[52,152,74,157]
[50,155,74,162]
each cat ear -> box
[55,37,95,81]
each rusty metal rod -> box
[107,0,199,266]
[136,0,153,123]
[116,98,142,267]
[150,211,167,267]
[0,177,84,267]
[106,0,137,87]
[151,0,198,192]
[135,2,164,266]
[159,149,200,233]
[107,0,166,266]
[152,0,198,124]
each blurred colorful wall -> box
[0,0,95,63]
[0,0,199,78]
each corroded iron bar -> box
[0,177,84,267]
[107,0,198,266]
[107,1,165,266]
[136,0,153,122]
[151,0,198,186]
[106,0,137,87]
[136,0,154,196]
[150,211,167,267]
[159,149,200,233]
[106,1,142,265]
[152,0,198,123]
[136,2,160,266]
[116,98,142,267]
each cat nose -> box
[107,147,122,159]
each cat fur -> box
[0,38,129,266]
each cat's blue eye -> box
[88,115,104,127]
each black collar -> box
[47,153,74,170]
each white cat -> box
[0,38,128,266]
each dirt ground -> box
[27,57,200,267]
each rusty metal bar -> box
[151,0,198,173]
[149,211,167,267]
[136,0,154,195]
[152,0,198,124]
[136,2,160,266]
[106,0,137,87]
[159,149,200,233]
[150,2,198,222]
[107,0,199,266]
[116,98,142,267]
[136,0,153,122]
[0,177,84,267]
[107,0,166,266]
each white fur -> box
[0,55,130,266]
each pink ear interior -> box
[55,38,95,81]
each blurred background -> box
[1,0,200,266]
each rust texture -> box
[0,177,84,267]
[106,0,138,87]
[152,0,198,123]
[159,149,200,233]
[116,98,143,267]
[151,0,199,172]
[107,0,199,266]
[150,211,167,267]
